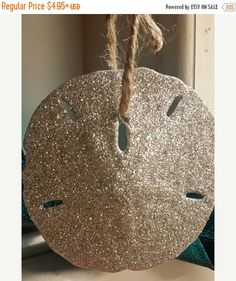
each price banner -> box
[1,1,80,12]
[0,1,235,15]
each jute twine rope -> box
[105,15,164,118]
[105,15,118,70]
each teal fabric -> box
[178,239,212,268]
[178,210,214,269]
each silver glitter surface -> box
[23,67,214,272]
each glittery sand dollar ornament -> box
[23,15,214,272]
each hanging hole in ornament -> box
[42,200,63,209]
[186,192,204,200]
[118,116,129,152]
[59,99,77,121]
[167,95,183,117]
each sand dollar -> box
[23,67,214,272]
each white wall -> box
[22,15,83,141]
[195,15,214,113]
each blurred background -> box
[22,15,214,281]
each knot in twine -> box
[105,15,164,118]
